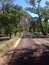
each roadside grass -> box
[0,33,21,52]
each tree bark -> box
[9,34,12,39]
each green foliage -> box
[25,0,49,35]
[0,3,29,37]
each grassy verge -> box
[0,33,21,52]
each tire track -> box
[33,38,49,50]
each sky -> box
[14,0,48,8]
[0,0,49,17]
[13,0,49,17]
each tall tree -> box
[25,0,49,35]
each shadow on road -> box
[22,33,49,38]
[5,48,49,65]
[0,37,10,41]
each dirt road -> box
[1,32,49,65]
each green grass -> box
[0,33,20,51]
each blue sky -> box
[13,0,49,17]
[14,0,48,8]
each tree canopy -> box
[25,0,49,35]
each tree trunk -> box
[6,33,9,37]
[29,27,31,32]
[9,34,12,39]
[39,19,47,35]
[15,32,17,36]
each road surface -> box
[8,32,49,65]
